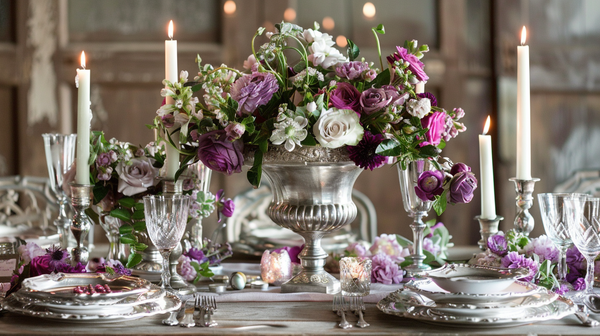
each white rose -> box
[406,98,431,119]
[313,108,364,148]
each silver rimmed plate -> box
[425,264,528,294]
[405,279,545,307]
[20,273,152,305]
[377,290,576,328]
[1,290,181,323]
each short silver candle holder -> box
[474,215,504,251]
[69,183,93,265]
[161,177,195,295]
[508,177,540,237]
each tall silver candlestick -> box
[475,215,504,251]
[69,184,93,265]
[509,177,540,236]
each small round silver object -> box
[213,275,229,284]
[251,280,269,290]
[246,275,261,284]
[208,284,227,293]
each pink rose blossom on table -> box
[371,253,403,284]
[177,255,197,282]
[344,241,371,258]
[369,234,408,262]
[523,235,559,263]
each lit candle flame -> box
[483,115,491,135]
[520,26,527,45]
[168,20,174,39]
[80,51,86,69]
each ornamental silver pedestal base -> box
[259,147,362,294]
[509,178,540,237]
[69,184,93,265]
[475,215,504,251]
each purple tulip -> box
[448,171,477,204]
[230,71,279,116]
[197,130,244,175]
[415,170,444,201]
[329,82,361,114]
[487,234,508,256]
[420,111,446,147]
[450,162,471,175]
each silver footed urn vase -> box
[258,147,362,294]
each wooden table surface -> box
[0,300,598,336]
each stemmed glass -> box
[538,193,586,284]
[143,195,190,291]
[566,195,600,295]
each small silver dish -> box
[425,264,528,294]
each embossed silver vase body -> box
[261,148,362,294]
[397,159,434,277]
[42,133,77,249]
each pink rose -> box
[420,111,446,147]
[116,157,159,196]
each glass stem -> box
[160,250,172,290]
[557,247,568,282]
[585,255,596,294]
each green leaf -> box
[118,197,136,209]
[395,234,413,248]
[247,146,264,188]
[346,39,360,61]
[133,221,146,231]
[374,24,385,34]
[418,145,442,158]
[92,185,109,205]
[132,209,145,220]
[120,236,137,245]
[432,190,448,216]
[301,134,317,146]
[110,208,132,222]
[134,203,144,211]
[118,225,133,234]
[371,69,390,88]
[126,253,143,268]
[134,243,148,251]
[376,138,402,156]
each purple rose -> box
[415,170,444,201]
[30,255,52,277]
[335,61,370,80]
[371,253,403,284]
[420,111,446,147]
[487,234,508,256]
[197,130,244,175]
[450,162,471,175]
[501,252,538,282]
[230,71,279,116]
[417,92,437,107]
[116,156,159,196]
[572,277,586,291]
[329,82,361,113]
[184,247,207,264]
[360,87,393,114]
[387,46,429,82]
[215,189,235,221]
[448,171,477,204]
[56,262,87,274]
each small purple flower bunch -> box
[415,161,478,215]
[86,257,132,276]
[178,239,234,284]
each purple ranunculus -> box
[184,247,206,264]
[335,61,370,80]
[450,162,471,175]
[329,82,361,114]
[96,151,116,167]
[197,130,244,175]
[501,251,538,282]
[371,253,403,284]
[417,92,437,107]
[448,171,477,204]
[387,46,429,82]
[97,166,113,181]
[487,234,508,257]
[415,170,444,201]
[230,71,279,116]
[274,244,304,264]
[116,156,159,196]
[360,87,392,114]
[347,131,386,170]
[420,111,446,147]
[572,277,586,291]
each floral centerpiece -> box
[153,21,472,213]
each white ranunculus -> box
[308,40,347,69]
[406,98,431,119]
[313,108,364,148]
[302,29,335,47]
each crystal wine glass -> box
[143,195,190,291]
[566,195,600,295]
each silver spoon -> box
[575,303,600,327]
[584,294,600,314]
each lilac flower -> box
[420,111,446,147]
[335,61,369,80]
[572,277,586,291]
[417,92,437,107]
[197,130,244,175]
[487,234,508,257]
[501,251,538,282]
[345,242,371,258]
[97,166,113,181]
[215,189,234,222]
[415,170,444,201]
[448,171,477,204]
[106,259,131,276]
[184,247,207,264]
[369,234,409,262]
[177,255,197,282]
[230,71,279,116]
[347,131,386,171]
[371,253,403,284]
[46,245,69,271]
[387,46,429,82]
[523,235,559,263]
[329,82,361,114]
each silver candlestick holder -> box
[161,178,195,295]
[69,183,93,265]
[475,215,504,251]
[509,177,540,236]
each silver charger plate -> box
[405,279,545,307]
[1,290,181,323]
[20,273,152,305]
[377,289,576,328]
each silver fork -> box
[332,295,352,329]
[350,297,369,328]
[204,297,218,327]
[179,299,196,328]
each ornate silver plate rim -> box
[1,291,181,323]
[377,290,576,327]
[405,279,546,305]
[426,264,528,281]
[20,273,152,305]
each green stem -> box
[372,28,383,72]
